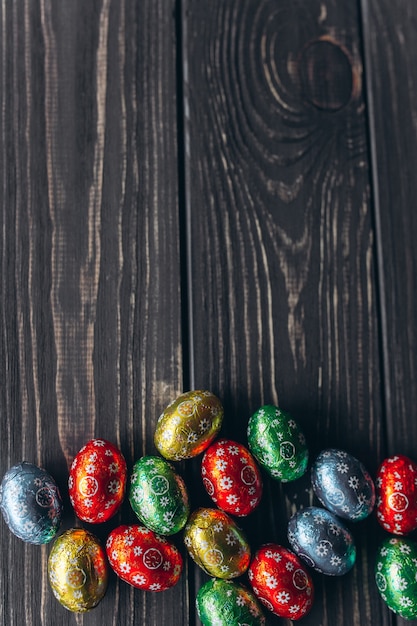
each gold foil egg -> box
[154,390,223,461]
[184,507,251,578]
[48,528,108,612]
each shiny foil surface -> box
[0,462,62,544]
[375,454,417,535]
[287,506,356,576]
[196,578,266,625]
[129,456,190,535]
[106,524,183,591]
[69,438,127,523]
[375,537,417,619]
[48,528,108,612]
[248,544,314,620]
[311,448,375,521]
[247,405,308,482]
[201,438,262,516]
[184,507,250,578]
[154,390,223,461]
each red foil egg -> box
[248,544,314,620]
[201,439,262,516]
[376,455,417,535]
[69,439,127,523]
[106,524,183,591]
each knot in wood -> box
[299,38,354,111]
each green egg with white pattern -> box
[375,537,417,620]
[247,405,308,482]
[129,456,190,535]
[196,578,265,625]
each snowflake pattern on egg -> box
[196,579,265,625]
[106,524,182,592]
[248,544,314,620]
[311,449,375,521]
[247,405,308,482]
[129,456,189,535]
[287,506,356,576]
[375,455,417,535]
[201,439,263,517]
[375,537,417,620]
[183,508,250,579]
[0,463,63,544]
[154,391,224,461]
[68,439,127,524]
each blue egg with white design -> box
[0,462,63,544]
[311,448,375,521]
[287,506,356,576]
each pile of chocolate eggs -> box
[2,390,417,622]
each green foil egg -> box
[129,456,190,535]
[197,578,266,625]
[247,405,308,482]
[375,537,417,619]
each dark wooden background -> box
[1,1,416,624]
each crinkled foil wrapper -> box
[154,390,223,460]
[129,456,190,535]
[375,537,417,620]
[197,578,265,625]
[247,405,308,482]
[48,528,108,612]
[184,507,250,578]
[0,462,62,544]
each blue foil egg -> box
[311,448,375,521]
[287,506,356,576]
[0,462,63,544]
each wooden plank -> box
[361,0,417,456]
[0,1,186,624]
[361,3,417,624]
[182,1,391,624]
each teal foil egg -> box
[129,456,190,535]
[0,462,62,544]
[247,405,308,482]
[196,578,265,625]
[288,507,356,576]
[375,537,417,619]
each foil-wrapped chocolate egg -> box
[69,438,127,523]
[248,544,314,620]
[154,390,223,461]
[201,439,262,516]
[197,578,266,625]
[311,448,375,521]
[184,507,251,578]
[247,405,308,482]
[48,528,108,612]
[0,462,62,544]
[106,524,183,591]
[375,455,417,535]
[129,456,189,535]
[287,506,356,575]
[375,537,417,619]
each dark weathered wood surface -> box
[1,0,417,624]
[361,2,417,624]
[183,1,388,625]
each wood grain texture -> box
[361,0,417,457]
[361,3,417,624]
[0,1,187,624]
[2,0,417,624]
[182,1,391,624]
